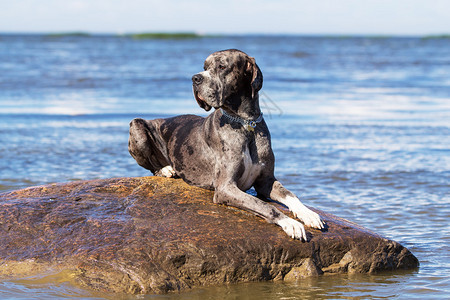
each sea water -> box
[0,34,448,299]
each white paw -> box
[277,218,307,241]
[292,205,325,230]
[160,166,176,178]
[284,196,325,230]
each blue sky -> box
[1,0,449,35]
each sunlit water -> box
[0,34,449,299]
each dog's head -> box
[192,49,263,112]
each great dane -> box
[128,49,325,241]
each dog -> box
[128,49,325,241]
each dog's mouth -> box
[194,91,212,111]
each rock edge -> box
[0,177,419,294]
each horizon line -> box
[0,31,449,38]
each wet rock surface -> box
[0,177,419,294]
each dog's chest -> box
[237,146,263,191]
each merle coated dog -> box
[128,49,325,241]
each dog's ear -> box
[246,57,263,99]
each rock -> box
[0,177,419,294]
[283,258,323,281]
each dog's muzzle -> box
[192,74,212,111]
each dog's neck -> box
[222,93,262,120]
[219,93,263,131]
[220,108,263,131]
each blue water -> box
[0,34,449,299]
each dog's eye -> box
[218,64,226,70]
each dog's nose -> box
[192,74,203,85]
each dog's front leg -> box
[256,179,325,230]
[214,184,308,241]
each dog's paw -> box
[159,166,176,178]
[277,217,307,241]
[282,196,325,230]
[293,206,325,230]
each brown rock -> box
[0,177,419,294]
[283,258,323,281]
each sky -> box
[1,0,449,36]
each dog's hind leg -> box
[156,165,176,178]
[128,118,173,176]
